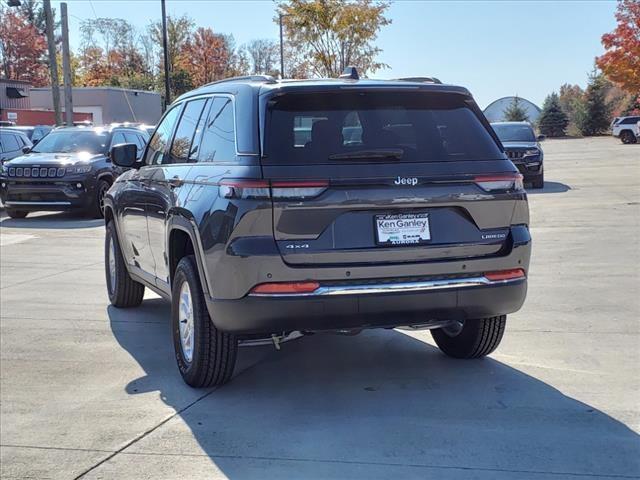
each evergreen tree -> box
[575,71,611,136]
[503,96,529,122]
[538,92,569,137]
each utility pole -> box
[279,14,285,79]
[43,0,62,126]
[60,3,73,126]
[160,0,171,108]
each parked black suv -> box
[491,122,545,188]
[105,72,531,387]
[0,125,149,219]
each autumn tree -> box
[276,0,391,78]
[246,39,279,76]
[179,27,231,86]
[538,93,569,137]
[0,9,49,86]
[503,96,530,122]
[596,0,640,93]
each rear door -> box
[262,89,522,267]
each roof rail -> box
[395,77,442,84]
[203,75,278,87]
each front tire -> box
[532,175,544,189]
[6,209,28,219]
[432,315,506,359]
[105,221,145,307]
[90,179,111,219]
[172,255,237,387]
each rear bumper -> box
[206,276,527,334]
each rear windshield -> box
[264,91,502,164]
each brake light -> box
[250,281,320,295]
[484,269,525,281]
[220,179,329,199]
[271,180,329,199]
[219,179,270,199]
[474,174,524,192]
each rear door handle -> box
[168,176,184,188]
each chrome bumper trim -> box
[249,275,524,298]
[4,201,71,206]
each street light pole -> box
[279,13,284,79]
[160,0,171,108]
[61,2,74,126]
[43,0,62,126]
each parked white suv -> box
[612,116,639,144]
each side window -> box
[111,132,126,147]
[197,97,236,162]
[124,132,144,159]
[3,134,20,152]
[168,98,208,164]
[144,106,181,166]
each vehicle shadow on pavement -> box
[0,211,103,229]
[108,300,640,479]
[527,181,571,195]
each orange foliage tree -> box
[596,0,640,93]
[0,10,49,86]
[179,28,231,86]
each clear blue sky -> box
[52,0,617,108]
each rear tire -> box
[432,315,506,359]
[621,130,637,144]
[105,221,145,307]
[172,255,237,387]
[6,209,28,219]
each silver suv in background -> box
[612,116,639,144]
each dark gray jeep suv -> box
[104,72,531,387]
[0,125,149,218]
[491,122,545,188]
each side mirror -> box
[110,143,138,168]
[537,134,546,141]
[22,146,31,154]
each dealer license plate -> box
[375,213,431,246]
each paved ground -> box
[0,137,639,480]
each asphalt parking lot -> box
[1,136,638,479]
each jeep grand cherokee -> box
[104,71,531,387]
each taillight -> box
[271,180,328,199]
[219,179,270,199]
[250,281,320,295]
[484,268,525,281]
[474,174,524,192]
[220,179,329,199]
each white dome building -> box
[483,96,541,123]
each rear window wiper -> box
[328,148,404,161]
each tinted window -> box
[491,124,536,143]
[265,91,502,165]
[124,132,144,159]
[145,106,181,165]
[2,134,20,152]
[31,130,110,154]
[622,117,640,124]
[111,132,127,146]
[32,128,48,142]
[198,97,235,162]
[169,99,207,163]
